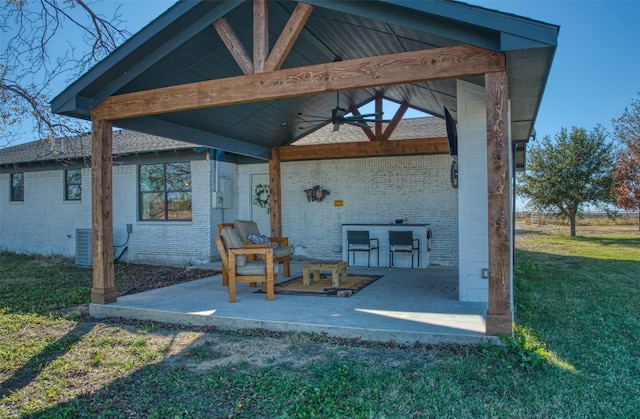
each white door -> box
[251,173,270,235]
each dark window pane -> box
[140,192,165,220]
[138,163,191,221]
[166,162,191,191]
[66,185,81,201]
[66,169,81,184]
[167,192,192,220]
[139,164,165,192]
[65,169,81,200]
[10,173,24,202]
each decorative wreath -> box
[253,183,270,211]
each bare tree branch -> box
[1,0,130,150]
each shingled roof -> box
[1,117,446,167]
[293,117,446,145]
[0,130,200,167]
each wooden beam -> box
[269,147,282,237]
[90,118,117,304]
[213,18,254,75]
[382,101,409,140]
[349,107,376,141]
[484,70,513,336]
[374,94,383,140]
[277,137,448,161]
[264,3,313,72]
[253,0,268,73]
[94,45,505,121]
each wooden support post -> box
[485,70,513,335]
[269,147,282,237]
[90,119,117,304]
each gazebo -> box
[51,0,558,335]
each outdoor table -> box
[302,262,348,287]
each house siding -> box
[457,80,490,303]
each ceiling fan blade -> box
[332,122,341,132]
[297,112,331,120]
[349,112,384,119]
[344,120,372,129]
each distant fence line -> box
[516,212,639,225]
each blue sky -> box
[6,0,639,145]
[109,0,640,142]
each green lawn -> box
[1,226,639,418]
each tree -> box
[1,0,130,149]
[612,93,640,230]
[518,126,614,237]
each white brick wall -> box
[1,158,214,266]
[2,149,459,269]
[127,160,212,265]
[237,155,458,266]
[0,169,91,257]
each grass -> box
[1,226,639,418]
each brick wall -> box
[238,154,459,266]
[1,158,214,266]
[0,169,91,257]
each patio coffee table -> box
[302,261,348,287]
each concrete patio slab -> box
[90,261,495,345]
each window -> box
[65,169,82,201]
[139,162,192,221]
[10,173,24,202]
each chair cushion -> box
[273,246,293,258]
[236,261,279,276]
[390,245,414,251]
[349,244,372,250]
[220,227,247,267]
[234,220,261,241]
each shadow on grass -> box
[572,235,640,247]
[0,321,97,399]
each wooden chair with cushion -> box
[217,221,292,282]
[215,226,277,302]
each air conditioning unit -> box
[75,229,92,266]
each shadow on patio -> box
[91,260,493,345]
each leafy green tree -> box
[612,93,640,230]
[518,126,614,237]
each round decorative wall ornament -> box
[253,183,270,212]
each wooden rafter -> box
[213,18,254,75]
[277,137,448,161]
[374,94,383,140]
[264,3,314,72]
[349,107,376,141]
[382,101,409,140]
[253,0,268,73]
[94,45,505,121]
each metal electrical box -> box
[212,191,224,208]
[212,178,232,209]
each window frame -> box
[10,172,24,202]
[138,162,192,221]
[64,168,82,201]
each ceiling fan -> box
[297,91,391,132]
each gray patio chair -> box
[347,230,379,269]
[389,230,420,270]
